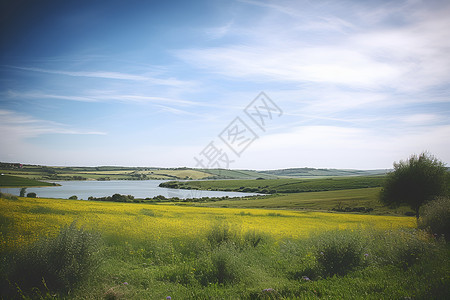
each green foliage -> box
[2,222,101,297]
[419,196,450,240]
[26,192,37,198]
[206,222,238,247]
[369,229,439,270]
[20,187,26,197]
[69,195,78,200]
[314,230,364,276]
[192,242,245,286]
[380,152,448,218]
[243,229,268,247]
[209,243,243,284]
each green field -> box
[2,195,448,299]
[160,175,385,194]
[193,187,414,215]
[0,174,55,187]
[0,162,388,181]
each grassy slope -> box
[0,167,213,181]
[199,168,280,179]
[161,176,385,193]
[196,187,414,215]
[260,167,388,177]
[0,174,54,187]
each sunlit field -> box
[1,196,415,250]
[1,196,448,299]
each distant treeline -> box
[86,193,262,203]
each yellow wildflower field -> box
[0,197,415,250]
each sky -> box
[1,0,449,170]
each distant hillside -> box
[259,168,389,177]
[0,174,55,187]
[199,169,279,179]
[1,162,390,181]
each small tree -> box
[380,152,448,218]
[20,188,27,197]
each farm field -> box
[0,196,415,249]
[196,187,414,215]
[0,163,389,181]
[0,174,56,187]
[160,175,385,194]
[1,195,448,299]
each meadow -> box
[0,174,55,187]
[196,187,414,215]
[160,176,385,194]
[1,195,448,299]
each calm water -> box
[0,180,260,200]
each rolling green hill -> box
[160,175,385,194]
[0,174,55,187]
[259,167,389,177]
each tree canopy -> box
[380,152,448,218]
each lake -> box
[0,180,261,200]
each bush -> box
[314,230,364,276]
[419,196,450,240]
[243,230,268,248]
[200,243,243,285]
[69,195,78,200]
[206,222,238,247]
[370,229,437,270]
[26,192,37,198]
[4,221,102,297]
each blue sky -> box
[1,0,449,169]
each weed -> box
[314,230,364,276]
[206,222,238,247]
[2,221,102,297]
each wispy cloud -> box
[177,1,450,92]
[0,109,106,138]
[7,65,195,87]
[206,21,234,39]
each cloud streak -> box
[7,65,195,87]
[177,1,450,92]
[0,109,106,138]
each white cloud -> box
[237,124,450,169]
[399,113,442,125]
[8,66,195,88]
[0,109,106,139]
[177,0,450,92]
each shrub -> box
[4,221,102,297]
[419,196,450,240]
[314,230,364,276]
[243,229,268,248]
[206,243,243,285]
[206,222,238,247]
[69,195,78,200]
[26,192,37,198]
[370,229,437,270]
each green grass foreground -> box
[1,196,448,299]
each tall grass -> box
[1,222,102,298]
